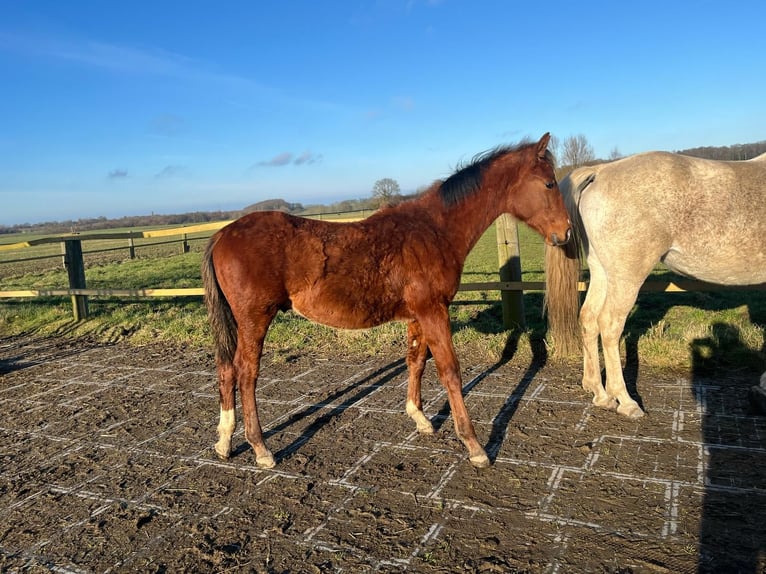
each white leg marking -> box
[215,407,236,459]
[406,399,434,434]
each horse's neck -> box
[421,153,524,262]
[431,188,504,262]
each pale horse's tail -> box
[543,170,596,357]
[201,234,238,367]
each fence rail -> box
[2,215,764,325]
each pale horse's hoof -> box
[469,453,491,469]
[592,396,619,411]
[415,418,434,434]
[617,402,645,420]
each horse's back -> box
[571,152,766,286]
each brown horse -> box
[202,133,571,469]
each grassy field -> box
[1,219,764,372]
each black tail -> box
[201,235,237,365]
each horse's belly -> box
[291,289,403,330]
[291,303,378,330]
[663,249,766,285]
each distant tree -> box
[242,198,303,214]
[337,200,356,212]
[677,141,766,161]
[561,134,595,168]
[415,183,432,195]
[609,146,623,161]
[371,178,401,206]
[548,134,561,164]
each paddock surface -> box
[1,334,765,573]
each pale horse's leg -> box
[579,251,616,409]
[405,320,434,434]
[599,272,646,419]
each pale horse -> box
[544,150,766,418]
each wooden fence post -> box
[495,214,525,329]
[128,233,136,259]
[63,239,89,320]
[181,233,190,254]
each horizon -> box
[2,1,765,226]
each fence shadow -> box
[0,333,107,375]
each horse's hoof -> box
[406,402,434,434]
[593,396,618,410]
[256,452,276,469]
[617,403,645,419]
[214,444,231,461]
[469,453,491,468]
[416,420,435,434]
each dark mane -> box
[438,140,547,206]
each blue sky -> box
[1,1,764,226]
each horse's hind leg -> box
[236,313,277,468]
[579,254,616,409]
[405,321,434,434]
[215,361,237,460]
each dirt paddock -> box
[1,334,765,573]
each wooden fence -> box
[0,214,540,325]
[1,214,762,327]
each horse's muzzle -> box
[550,228,572,247]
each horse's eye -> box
[545,181,556,189]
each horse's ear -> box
[536,132,551,158]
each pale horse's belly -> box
[662,244,766,286]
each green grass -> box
[1,220,764,372]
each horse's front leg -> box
[405,320,434,434]
[419,307,489,468]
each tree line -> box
[4,136,764,236]
[549,134,766,179]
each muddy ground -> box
[1,333,765,573]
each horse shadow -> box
[243,358,408,461]
[438,293,551,462]
[690,322,766,573]
[621,270,765,410]
[256,294,548,465]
